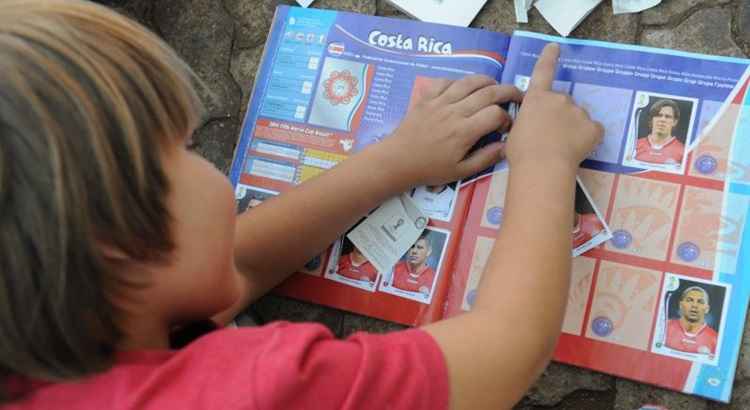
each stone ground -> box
[109,0,750,408]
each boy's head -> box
[0,0,241,386]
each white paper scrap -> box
[514,0,535,23]
[535,0,603,37]
[347,194,428,275]
[386,0,488,27]
[296,0,315,7]
[612,0,661,14]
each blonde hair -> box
[0,0,204,395]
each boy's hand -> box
[507,43,604,170]
[378,75,523,187]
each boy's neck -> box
[117,315,172,351]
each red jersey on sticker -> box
[665,319,718,355]
[337,253,378,283]
[391,262,435,294]
[635,136,685,165]
[573,213,605,249]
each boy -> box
[0,1,602,409]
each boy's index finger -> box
[527,43,560,93]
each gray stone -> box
[738,0,750,46]
[709,380,750,409]
[225,0,293,50]
[642,0,733,26]
[736,312,750,380]
[111,0,155,30]
[523,363,613,406]
[515,389,615,410]
[154,0,241,120]
[230,45,265,119]
[640,7,744,57]
[473,0,556,36]
[252,294,344,334]
[474,0,636,41]
[376,0,407,18]
[340,313,406,338]
[190,117,240,174]
[573,2,639,44]
[614,379,709,410]
[312,0,376,14]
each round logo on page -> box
[486,206,504,225]
[695,154,718,175]
[610,229,632,249]
[591,316,614,337]
[677,242,700,263]
[323,70,359,106]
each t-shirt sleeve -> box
[253,322,450,410]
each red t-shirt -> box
[665,319,718,355]
[5,322,449,410]
[572,213,605,249]
[391,261,436,294]
[337,253,378,282]
[634,136,685,165]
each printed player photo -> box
[653,274,728,364]
[235,185,277,213]
[379,228,449,304]
[572,179,611,256]
[323,222,380,291]
[624,92,697,173]
[573,183,606,249]
[410,181,459,222]
[336,237,379,284]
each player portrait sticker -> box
[622,91,698,175]
[410,181,460,222]
[326,232,381,292]
[651,273,729,365]
[379,227,450,305]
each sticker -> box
[347,193,429,275]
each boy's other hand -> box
[380,74,523,187]
[507,43,604,171]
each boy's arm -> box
[423,44,604,409]
[228,76,523,306]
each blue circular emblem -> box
[466,289,478,308]
[695,154,718,175]
[592,316,614,337]
[486,206,504,225]
[611,229,632,249]
[677,241,700,262]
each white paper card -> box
[514,0,535,23]
[612,0,661,14]
[386,0,488,27]
[535,0,603,37]
[347,194,428,275]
